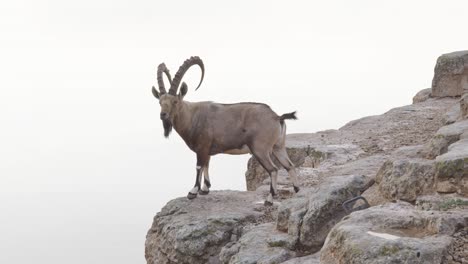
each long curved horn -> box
[168,56,204,95]
[157,63,172,94]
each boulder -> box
[320,202,467,264]
[432,51,468,97]
[145,191,266,264]
[376,158,436,202]
[276,175,370,252]
[220,223,295,264]
[424,119,468,159]
[442,103,461,125]
[435,138,468,195]
[413,88,432,104]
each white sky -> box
[0,0,467,263]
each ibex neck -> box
[173,101,194,142]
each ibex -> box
[151,56,300,205]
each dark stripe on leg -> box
[270,178,276,196]
[204,178,211,188]
[194,167,201,189]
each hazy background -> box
[1,0,467,263]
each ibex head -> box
[152,56,205,137]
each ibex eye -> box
[173,101,178,105]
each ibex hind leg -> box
[273,147,300,193]
[250,147,279,206]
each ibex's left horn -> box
[169,56,204,95]
[157,63,172,94]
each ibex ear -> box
[179,82,188,99]
[152,86,160,99]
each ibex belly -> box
[224,145,251,155]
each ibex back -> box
[151,56,299,205]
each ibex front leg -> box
[199,157,211,195]
[187,153,209,200]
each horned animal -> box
[151,56,300,205]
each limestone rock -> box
[320,202,466,264]
[413,88,432,104]
[416,194,468,211]
[425,119,468,159]
[432,51,468,97]
[280,252,320,264]
[376,158,436,202]
[220,223,295,264]
[435,138,468,195]
[447,227,468,264]
[145,191,266,264]
[442,103,461,125]
[276,175,370,252]
[461,93,468,119]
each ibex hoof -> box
[199,189,209,195]
[264,200,274,206]
[187,192,198,200]
[294,186,300,193]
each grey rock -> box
[376,158,436,202]
[220,223,296,264]
[145,191,265,264]
[447,227,468,264]
[461,93,468,119]
[432,51,468,97]
[416,194,468,211]
[425,119,468,159]
[321,202,466,264]
[442,103,461,125]
[276,175,370,252]
[413,88,432,104]
[280,252,320,264]
[435,138,468,195]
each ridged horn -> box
[168,56,204,95]
[157,63,172,94]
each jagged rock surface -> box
[432,51,468,97]
[145,191,267,264]
[320,202,468,264]
[413,88,432,103]
[276,175,370,252]
[435,137,468,195]
[220,223,296,264]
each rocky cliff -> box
[145,51,468,264]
